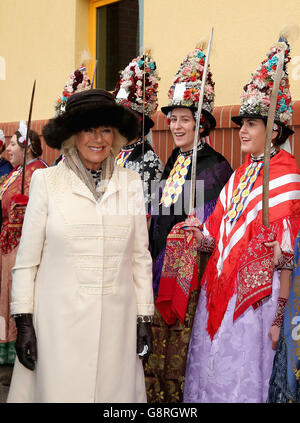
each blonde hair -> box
[111,128,127,157]
[61,135,76,156]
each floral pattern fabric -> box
[234,225,277,320]
[183,150,300,403]
[268,230,300,403]
[156,222,199,326]
[0,158,13,187]
[184,271,281,403]
[0,201,28,254]
[145,144,233,403]
[145,253,210,403]
[117,140,164,213]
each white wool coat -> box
[7,161,154,403]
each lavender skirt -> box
[183,271,280,403]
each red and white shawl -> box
[202,150,300,340]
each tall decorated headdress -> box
[232,26,299,141]
[113,50,160,134]
[0,129,5,148]
[161,40,216,129]
[55,51,92,116]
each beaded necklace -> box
[225,147,278,223]
[160,141,204,207]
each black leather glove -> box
[14,314,37,371]
[137,322,153,360]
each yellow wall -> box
[76,0,90,64]
[0,0,89,123]
[2,0,300,122]
[144,0,300,109]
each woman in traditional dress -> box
[268,228,300,403]
[114,52,163,214]
[144,43,233,403]
[0,130,13,186]
[184,30,300,403]
[0,129,13,235]
[0,121,47,384]
[7,89,154,403]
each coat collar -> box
[69,164,121,204]
[70,167,95,202]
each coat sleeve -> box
[130,173,154,316]
[10,169,48,314]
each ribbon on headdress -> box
[0,129,5,148]
[17,120,31,146]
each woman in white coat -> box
[7,89,154,403]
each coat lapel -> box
[99,166,120,205]
[70,168,96,203]
[69,164,122,205]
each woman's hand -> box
[184,226,204,243]
[264,240,281,266]
[14,314,37,371]
[137,321,153,360]
[183,216,204,243]
[268,325,281,351]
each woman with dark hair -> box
[7,89,154,403]
[0,130,13,186]
[183,29,300,403]
[144,42,232,403]
[0,121,47,384]
[114,52,163,214]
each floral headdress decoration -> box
[17,120,31,146]
[237,26,299,126]
[113,50,160,116]
[0,129,5,148]
[55,51,92,116]
[166,40,215,115]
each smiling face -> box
[239,118,277,156]
[6,134,25,168]
[75,126,114,170]
[170,108,205,152]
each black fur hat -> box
[43,89,140,149]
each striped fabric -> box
[202,149,300,339]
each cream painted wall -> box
[0,0,89,123]
[75,0,90,65]
[2,0,299,121]
[144,0,300,109]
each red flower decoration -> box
[260,68,268,79]
[193,92,199,102]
